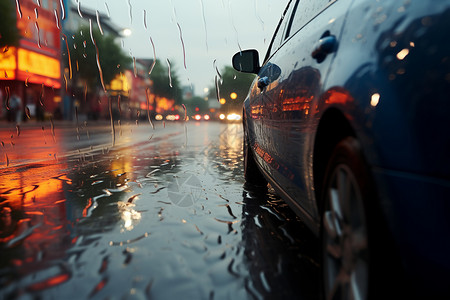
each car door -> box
[252,0,354,219]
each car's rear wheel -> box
[321,137,374,300]
[243,123,267,187]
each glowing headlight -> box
[226,113,241,121]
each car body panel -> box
[245,0,354,220]
[241,0,450,296]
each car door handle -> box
[257,76,270,89]
[311,35,338,63]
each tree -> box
[69,26,132,92]
[209,65,256,112]
[149,58,182,105]
[0,0,19,48]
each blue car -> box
[233,0,450,299]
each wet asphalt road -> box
[0,120,319,299]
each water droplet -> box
[396,48,410,60]
[34,7,38,19]
[25,106,30,119]
[371,93,380,107]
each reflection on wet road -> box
[0,121,319,299]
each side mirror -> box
[232,50,260,74]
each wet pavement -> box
[0,121,319,299]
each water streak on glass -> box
[34,7,38,19]
[182,103,187,121]
[54,9,60,29]
[36,0,41,6]
[90,20,106,92]
[143,9,147,29]
[254,0,265,31]
[133,56,137,77]
[5,86,10,110]
[50,118,56,143]
[25,106,31,119]
[63,73,67,91]
[198,0,208,51]
[213,59,223,83]
[108,96,116,147]
[176,23,187,69]
[96,10,104,35]
[84,82,87,102]
[148,37,156,75]
[228,1,242,52]
[104,1,110,17]
[77,1,83,18]
[59,0,65,19]
[127,0,133,24]
[39,83,45,106]
[117,94,121,114]
[61,34,72,79]
[215,75,221,102]
[166,59,173,88]
[15,0,22,19]
[145,88,154,130]
[35,22,41,48]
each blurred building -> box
[0,0,62,121]
[61,1,126,121]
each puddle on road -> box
[0,124,319,299]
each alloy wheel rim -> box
[323,164,369,300]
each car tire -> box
[243,122,267,188]
[320,137,376,300]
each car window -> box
[289,0,333,35]
[264,0,297,61]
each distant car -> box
[233,0,450,299]
[219,112,242,122]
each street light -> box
[121,28,132,37]
[230,92,237,100]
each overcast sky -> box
[78,0,287,95]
